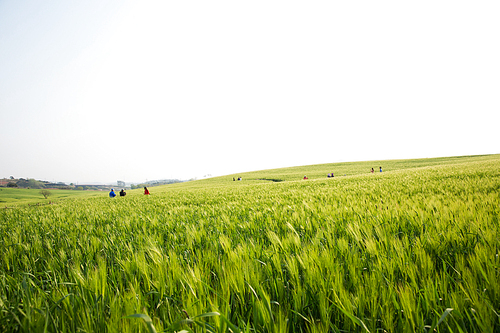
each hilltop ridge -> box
[179,153,499,186]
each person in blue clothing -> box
[109,189,116,198]
[379,166,383,172]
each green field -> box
[1,154,499,332]
[0,188,103,207]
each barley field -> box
[0,188,102,207]
[1,155,499,332]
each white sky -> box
[1,1,499,184]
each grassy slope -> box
[1,153,499,332]
[2,154,497,203]
[155,154,499,189]
[0,188,103,207]
[110,154,500,331]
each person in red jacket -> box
[144,187,150,195]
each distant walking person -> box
[109,189,116,198]
[371,168,374,173]
[144,187,150,195]
[119,189,126,196]
[379,166,383,172]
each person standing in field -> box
[144,187,150,195]
[380,166,383,172]
[109,189,116,198]
[119,189,126,196]
[371,168,374,173]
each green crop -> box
[0,188,102,207]
[1,155,499,332]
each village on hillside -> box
[0,177,186,191]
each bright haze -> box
[1,1,499,184]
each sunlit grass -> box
[1,154,499,332]
[0,187,103,207]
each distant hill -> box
[156,154,500,190]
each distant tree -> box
[39,190,52,199]
[7,182,17,187]
[10,176,14,180]
[76,186,84,191]
[117,180,125,187]
[28,179,44,189]
[16,179,28,188]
